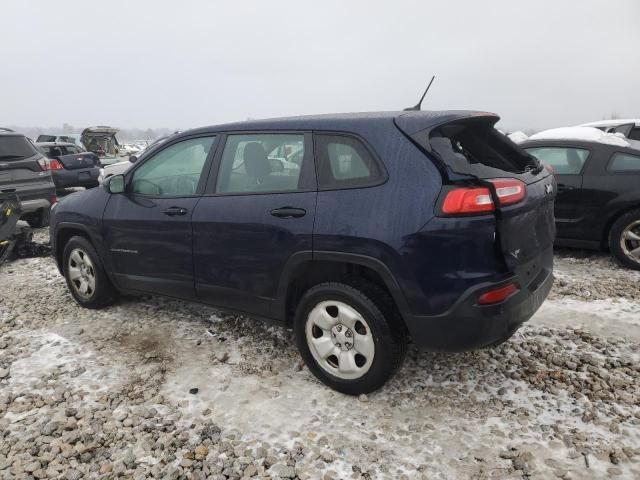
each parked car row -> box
[1,126,142,228]
[37,127,122,166]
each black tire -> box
[609,209,640,270]
[25,207,50,228]
[62,235,117,308]
[294,282,407,395]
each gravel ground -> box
[0,232,639,479]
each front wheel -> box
[609,209,640,270]
[294,282,406,395]
[63,236,117,308]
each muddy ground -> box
[0,234,638,479]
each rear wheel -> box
[294,282,406,395]
[609,209,640,270]
[63,236,117,308]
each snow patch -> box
[508,130,529,143]
[529,127,631,147]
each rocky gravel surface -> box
[0,235,639,479]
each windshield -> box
[0,136,38,160]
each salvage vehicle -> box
[50,110,556,394]
[0,129,56,227]
[35,142,100,190]
[81,127,121,166]
[523,127,640,270]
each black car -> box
[0,129,55,227]
[50,111,556,394]
[523,134,640,269]
[35,142,101,190]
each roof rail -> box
[0,127,15,132]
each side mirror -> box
[107,174,125,194]
[129,155,138,163]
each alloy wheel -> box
[620,220,640,263]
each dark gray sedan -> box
[35,142,100,190]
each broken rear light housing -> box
[441,178,525,215]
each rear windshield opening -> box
[0,136,38,160]
[427,119,538,176]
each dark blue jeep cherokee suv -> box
[50,111,556,394]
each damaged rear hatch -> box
[396,111,556,277]
[81,127,121,166]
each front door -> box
[102,135,217,297]
[525,145,590,240]
[192,132,316,318]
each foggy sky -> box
[2,0,639,132]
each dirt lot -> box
[0,233,639,479]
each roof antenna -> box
[404,75,436,111]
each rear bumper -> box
[404,247,554,351]
[21,198,53,213]
[52,168,100,188]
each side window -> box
[216,134,304,194]
[131,136,214,195]
[525,147,589,174]
[315,134,383,188]
[628,128,640,142]
[608,152,640,172]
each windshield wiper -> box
[0,155,23,160]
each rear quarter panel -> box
[313,122,501,316]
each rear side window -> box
[314,134,383,189]
[63,145,80,154]
[628,128,640,141]
[216,134,304,194]
[0,136,38,160]
[608,152,640,172]
[525,147,589,174]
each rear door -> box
[102,135,216,298]
[192,132,316,319]
[524,145,591,240]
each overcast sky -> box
[2,0,639,131]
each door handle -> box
[557,184,574,191]
[270,207,306,218]
[162,206,188,216]
[0,163,10,169]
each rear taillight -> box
[49,159,64,170]
[441,178,525,215]
[477,282,519,305]
[38,158,64,171]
